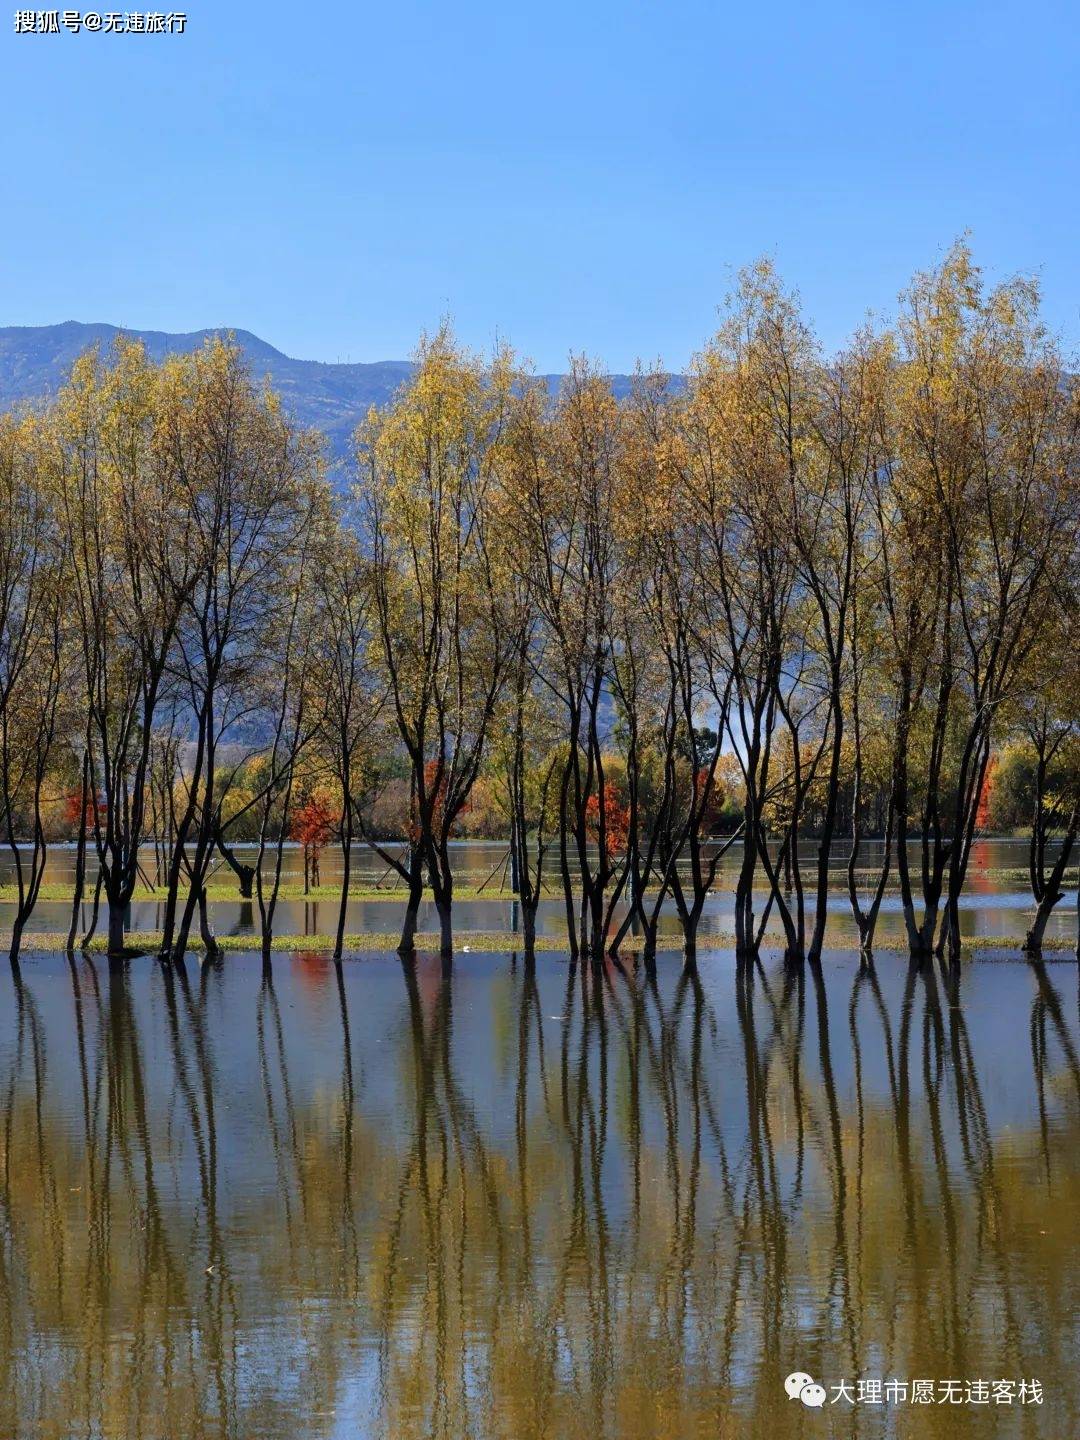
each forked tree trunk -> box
[1025,826,1077,955]
[197,884,217,960]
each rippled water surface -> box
[1,943,1078,1438]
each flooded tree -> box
[0,243,1075,965]
[0,414,67,964]
[51,342,199,957]
[1014,615,1080,955]
[313,526,384,959]
[896,247,1080,962]
[357,329,516,956]
[154,340,328,962]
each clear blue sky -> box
[2,0,1077,371]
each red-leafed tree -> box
[64,787,99,834]
[291,791,335,893]
[585,783,631,865]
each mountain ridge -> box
[0,321,645,473]
[0,321,418,470]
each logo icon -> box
[785,1372,827,1408]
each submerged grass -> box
[0,868,1050,907]
[3,928,1075,957]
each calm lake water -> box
[1,837,1077,949]
[0,943,1077,1438]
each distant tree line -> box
[0,242,1077,965]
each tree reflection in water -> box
[0,948,1077,1438]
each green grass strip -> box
[2,928,1075,957]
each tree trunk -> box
[398,847,423,955]
[436,897,453,957]
[334,832,352,961]
[1025,827,1077,955]
[943,892,962,965]
[107,903,126,956]
[681,898,701,963]
[1025,888,1065,954]
[522,904,536,957]
[735,806,757,956]
[198,884,217,960]
[807,691,843,965]
[558,755,579,960]
[67,762,89,951]
[82,871,103,947]
[215,829,256,897]
[683,928,698,969]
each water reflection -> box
[0,948,1077,1437]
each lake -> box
[0,940,1077,1438]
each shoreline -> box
[0,868,1061,907]
[4,929,1076,958]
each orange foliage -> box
[585,783,630,863]
[64,788,99,832]
[291,793,335,849]
[291,791,336,890]
[975,753,997,831]
[696,766,728,831]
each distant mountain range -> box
[0,321,644,477]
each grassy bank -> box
[0,867,1054,908]
[3,929,1076,957]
